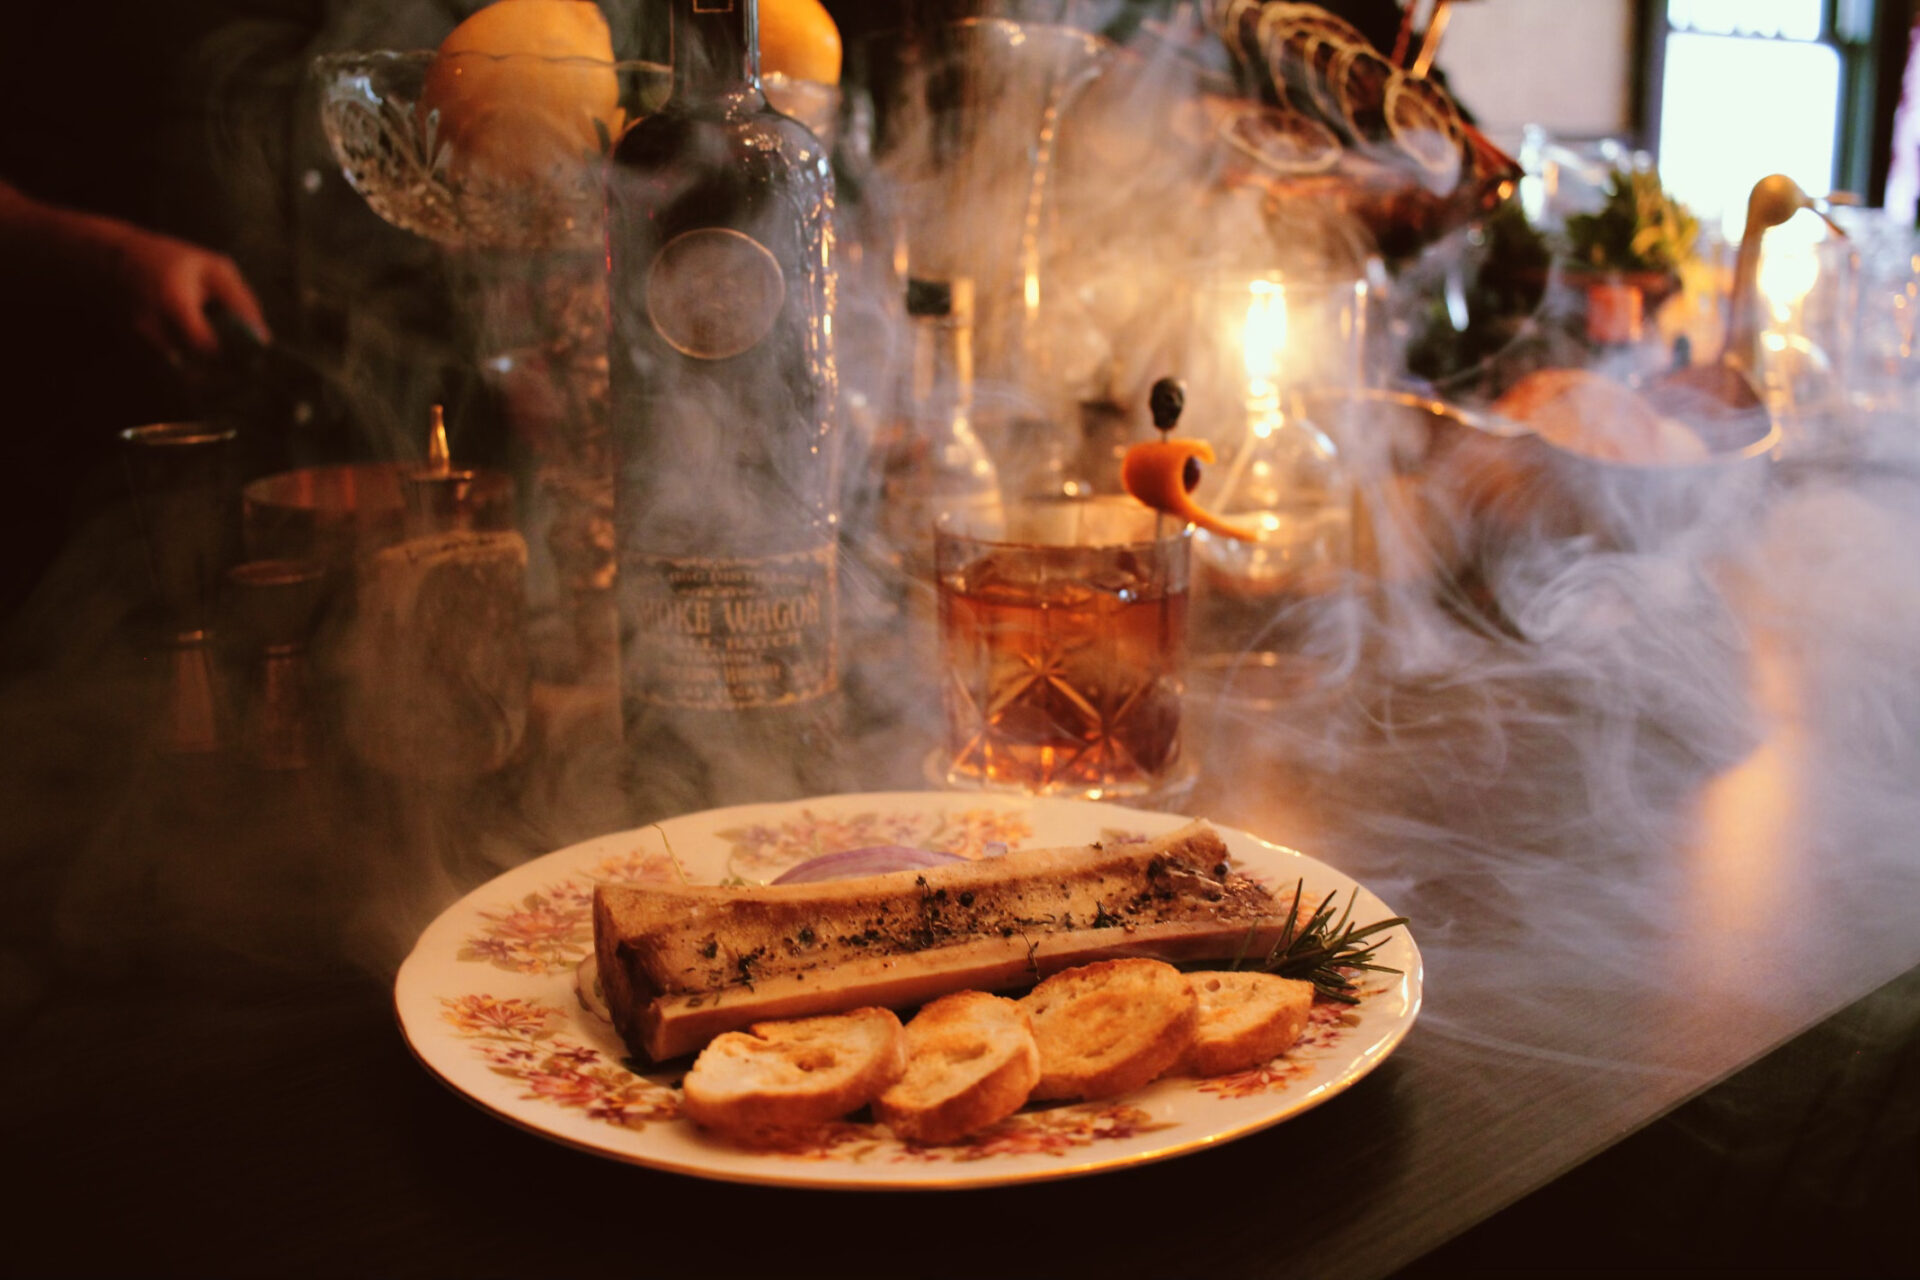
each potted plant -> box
[1561,164,1700,345]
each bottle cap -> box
[906,277,951,317]
[906,276,975,321]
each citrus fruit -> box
[419,0,622,191]
[760,0,842,86]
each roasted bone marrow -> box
[593,821,1300,1061]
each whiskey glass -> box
[933,496,1192,804]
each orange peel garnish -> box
[1121,439,1257,542]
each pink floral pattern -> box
[440,994,1184,1162]
[440,983,1385,1160]
[460,848,682,975]
[732,1103,1175,1163]
[715,806,1035,879]
[442,993,680,1129]
[1196,984,1385,1099]
[898,1103,1173,1162]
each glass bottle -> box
[1187,273,1364,699]
[875,275,1002,582]
[605,0,843,812]
[1191,395,1358,697]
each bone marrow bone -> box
[593,821,1299,1061]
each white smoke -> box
[8,4,1920,1012]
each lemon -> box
[760,0,841,86]
[419,0,622,191]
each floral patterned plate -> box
[393,791,1421,1189]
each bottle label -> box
[647,228,786,360]
[622,543,837,709]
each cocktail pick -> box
[1146,377,1186,543]
[1150,376,1186,434]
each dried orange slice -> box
[1308,35,1363,133]
[1218,0,1266,71]
[1256,4,1361,111]
[1330,43,1396,146]
[1385,74,1464,184]
[1219,103,1341,177]
[1257,2,1370,57]
[1257,25,1313,115]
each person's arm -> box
[0,180,270,363]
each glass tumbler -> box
[933,496,1192,803]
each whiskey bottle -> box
[605,0,842,812]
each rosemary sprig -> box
[1241,880,1408,1005]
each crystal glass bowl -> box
[313,50,671,251]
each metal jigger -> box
[225,559,329,770]
[121,422,241,755]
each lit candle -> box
[1242,278,1289,436]
[405,404,478,532]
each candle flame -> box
[1243,279,1289,393]
[427,405,451,476]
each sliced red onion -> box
[771,845,969,884]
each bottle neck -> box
[672,0,763,108]
[907,278,974,419]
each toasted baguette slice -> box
[873,991,1040,1145]
[1180,971,1314,1076]
[680,1007,906,1135]
[1020,958,1197,1101]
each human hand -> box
[0,184,273,367]
[90,220,272,366]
